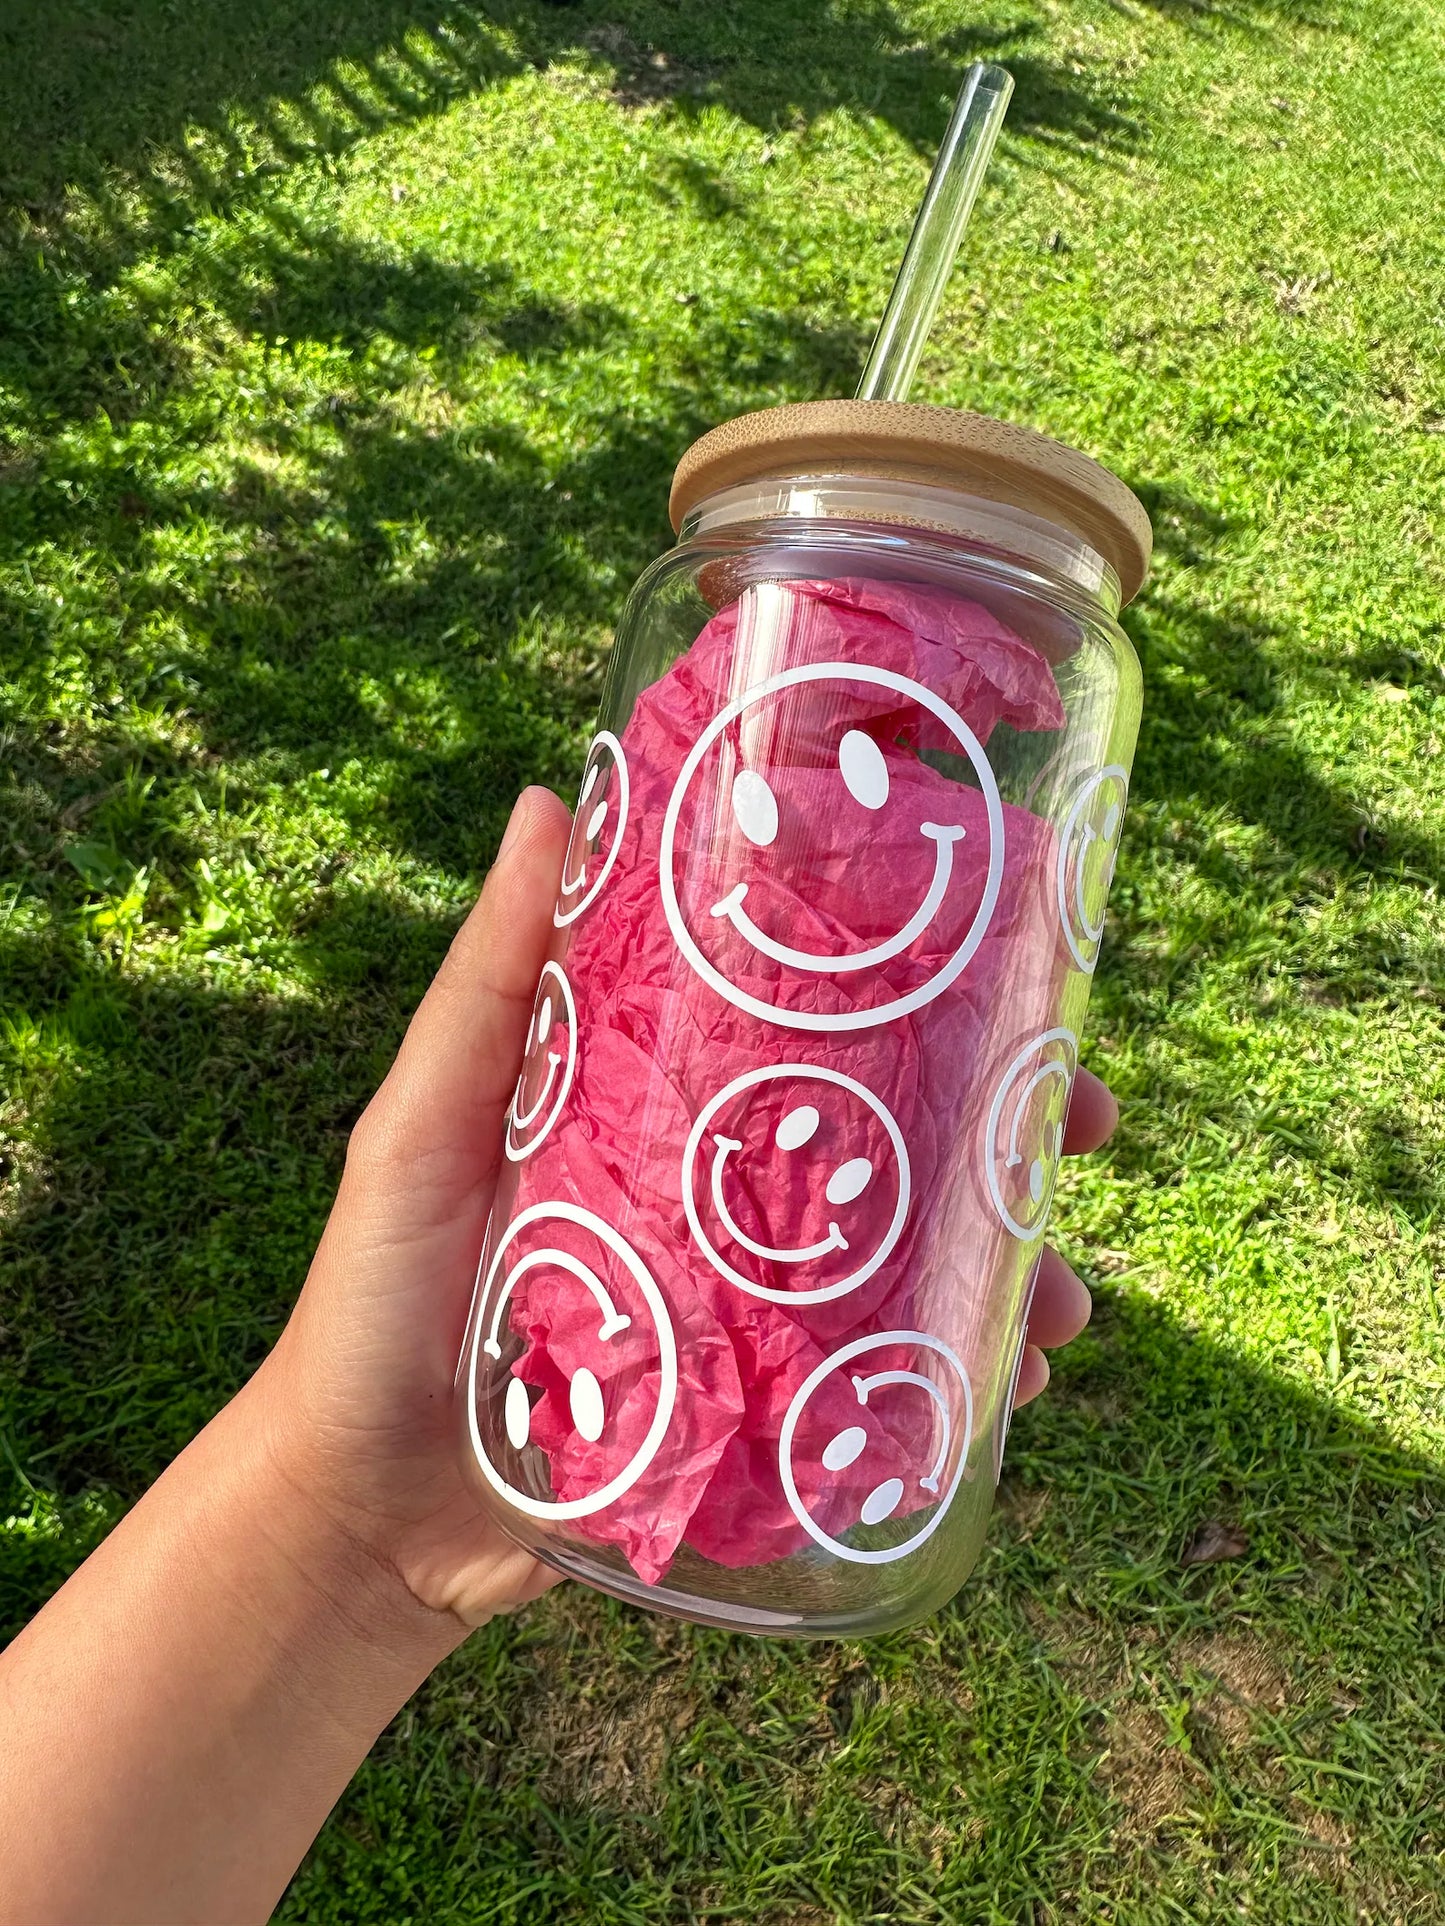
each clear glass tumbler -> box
[457,401,1151,1636]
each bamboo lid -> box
[669,400,1152,606]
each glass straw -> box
[856,62,1014,403]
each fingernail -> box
[499,790,532,859]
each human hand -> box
[1016,1073,1114,1406]
[0,787,577,1926]
[251,785,575,1633]
[253,786,1111,1633]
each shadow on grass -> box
[318,1290,1438,1919]
[0,0,1142,467]
[3,916,1441,1911]
[1,0,1344,401]
[1,0,1439,1914]
[4,440,1443,1909]
[0,231,863,919]
[0,0,1139,219]
[1123,478,1445,944]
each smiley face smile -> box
[554,730,630,929]
[558,792,612,898]
[708,820,967,973]
[834,1363,952,1500]
[1056,765,1128,974]
[481,1246,631,1361]
[510,1050,563,1131]
[1001,1058,1070,1204]
[985,1027,1078,1241]
[505,961,578,1163]
[1070,803,1120,947]
[708,1131,855,1264]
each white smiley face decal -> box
[466,1201,678,1521]
[659,662,1004,1032]
[778,1331,973,1564]
[1056,764,1128,973]
[682,1064,911,1305]
[505,961,577,1163]
[554,730,630,928]
[984,1027,1078,1241]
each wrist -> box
[206,1372,469,1694]
[0,1351,466,1926]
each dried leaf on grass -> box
[1180,1521,1250,1567]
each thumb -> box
[337,786,573,1236]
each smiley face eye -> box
[775,1104,820,1151]
[1027,1124,1065,1202]
[822,1424,867,1471]
[568,1366,605,1442]
[503,1367,604,1449]
[1102,800,1121,842]
[860,1476,905,1524]
[585,798,609,842]
[579,759,601,806]
[536,993,554,1045]
[731,768,779,846]
[826,1156,873,1206]
[504,1375,533,1449]
[839,729,889,810]
[819,1435,916,1528]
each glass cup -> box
[457,402,1151,1636]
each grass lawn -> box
[3,0,1444,1918]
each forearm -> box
[0,1370,466,1926]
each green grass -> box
[2,0,1444,1918]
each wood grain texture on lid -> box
[669,399,1153,606]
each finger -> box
[1012,1345,1050,1409]
[1062,1065,1118,1156]
[344,786,572,1213]
[442,1533,567,1630]
[1025,1246,1093,1350]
